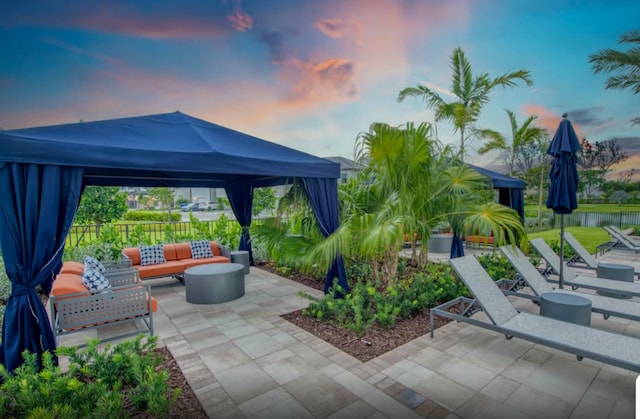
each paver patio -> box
[56,248,640,419]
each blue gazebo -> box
[0,111,347,371]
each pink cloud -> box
[315,19,348,38]
[6,5,230,39]
[278,57,357,105]
[522,104,586,139]
[227,9,253,32]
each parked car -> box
[204,201,216,210]
[181,202,204,212]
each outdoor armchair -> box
[430,255,640,372]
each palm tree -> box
[478,109,548,177]
[589,30,640,125]
[397,47,533,159]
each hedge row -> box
[122,211,181,222]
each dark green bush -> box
[0,335,180,417]
[476,252,517,281]
[301,262,466,335]
[123,211,181,222]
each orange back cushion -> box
[122,248,141,265]
[209,241,221,256]
[175,243,192,259]
[163,244,177,261]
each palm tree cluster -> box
[253,121,525,289]
[397,47,533,159]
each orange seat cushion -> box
[51,273,88,296]
[136,260,186,279]
[60,261,85,276]
[180,256,231,270]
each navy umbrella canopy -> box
[546,114,581,288]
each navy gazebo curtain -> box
[224,180,254,264]
[302,177,349,294]
[0,163,83,371]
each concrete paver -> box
[56,247,640,418]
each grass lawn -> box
[526,226,610,254]
[525,203,640,213]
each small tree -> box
[577,137,628,199]
[610,190,631,205]
[147,187,175,222]
[252,187,276,217]
[74,187,128,245]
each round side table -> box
[539,292,592,327]
[230,250,250,274]
[596,262,634,299]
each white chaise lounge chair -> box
[500,245,640,322]
[430,255,640,372]
[530,238,640,299]
[564,231,639,278]
[604,226,640,253]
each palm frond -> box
[491,69,533,87]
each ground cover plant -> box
[0,335,205,418]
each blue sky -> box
[1,0,638,173]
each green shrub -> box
[125,224,153,247]
[63,242,119,263]
[123,211,181,222]
[300,262,466,335]
[0,335,179,417]
[212,214,242,249]
[548,238,576,260]
[476,252,517,281]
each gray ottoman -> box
[185,263,245,304]
[428,234,453,253]
[230,250,250,274]
[596,262,634,299]
[540,292,592,327]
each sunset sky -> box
[1,0,638,173]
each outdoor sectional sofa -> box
[121,241,231,280]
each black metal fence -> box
[66,220,237,247]
[549,211,640,228]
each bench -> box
[464,235,494,248]
[50,267,157,346]
[121,241,231,281]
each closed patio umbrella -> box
[546,114,581,288]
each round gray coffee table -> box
[185,263,245,304]
[539,292,591,327]
[230,250,250,274]
[596,262,634,299]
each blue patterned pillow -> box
[190,240,213,259]
[84,255,106,273]
[82,267,110,291]
[139,244,166,266]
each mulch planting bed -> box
[257,263,454,363]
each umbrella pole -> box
[559,214,564,289]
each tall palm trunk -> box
[538,163,545,227]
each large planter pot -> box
[427,233,453,253]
